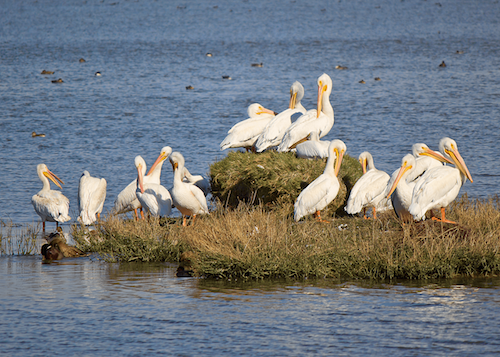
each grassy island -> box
[70,152,500,281]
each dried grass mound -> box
[209,151,362,216]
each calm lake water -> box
[1,0,500,355]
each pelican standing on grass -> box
[113,146,172,219]
[254,81,306,152]
[278,73,334,152]
[220,103,277,152]
[170,152,209,226]
[78,170,107,225]
[409,137,473,224]
[295,131,331,160]
[135,156,172,218]
[32,164,71,233]
[182,167,211,196]
[345,152,391,219]
[294,140,346,222]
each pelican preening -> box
[113,146,172,219]
[182,167,211,196]
[278,73,334,152]
[408,137,472,224]
[220,103,277,152]
[78,171,107,225]
[254,81,306,152]
[345,152,391,219]
[169,152,209,226]
[294,140,346,222]
[295,131,330,160]
[135,156,172,218]
[32,164,71,233]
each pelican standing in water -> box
[409,137,473,224]
[113,146,172,219]
[78,170,107,225]
[345,152,391,219]
[220,103,277,152]
[135,156,172,218]
[169,152,209,226]
[254,81,306,152]
[294,140,346,222]
[32,164,71,233]
[278,73,334,152]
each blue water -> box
[1,0,500,355]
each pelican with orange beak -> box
[32,164,71,233]
[409,137,473,224]
[135,156,172,218]
[220,103,277,152]
[294,140,346,222]
[254,81,306,152]
[278,73,334,152]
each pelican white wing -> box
[78,170,107,225]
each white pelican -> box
[169,152,209,226]
[278,73,334,152]
[345,152,392,219]
[135,156,172,218]
[409,137,473,224]
[220,103,277,152]
[254,81,306,152]
[385,143,452,220]
[295,131,330,160]
[77,170,107,225]
[113,146,172,219]
[294,140,346,222]
[31,164,71,233]
[183,167,211,196]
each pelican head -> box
[317,73,332,118]
[289,81,304,109]
[247,103,276,118]
[37,163,64,190]
[439,137,473,183]
[328,139,346,177]
[386,154,416,198]
[147,146,173,176]
[135,156,147,193]
[412,143,453,164]
[169,152,185,172]
[358,151,373,175]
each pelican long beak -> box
[317,81,327,118]
[419,147,453,165]
[360,158,367,175]
[147,153,168,176]
[386,162,413,198]
[137,164,145,193]
[334,149,345,177]
[171,161,178,172]
[43,170,64,189]
[446,147,473,183]
[289,90,297,109]
[257,106,276,116]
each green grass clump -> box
[209,151,362,217]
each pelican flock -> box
[31,72,474,236]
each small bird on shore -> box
[41,227,86,261]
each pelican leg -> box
[97,212,101,221]
[363,208,368,220]
[182,216,187,227]
[42,221,45,233]
[313,211,330,223]
[140,208,145,220]
[373,207,377,220]
[191,214,197,226]
[134,208,139,221]
[431,207,457,224]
